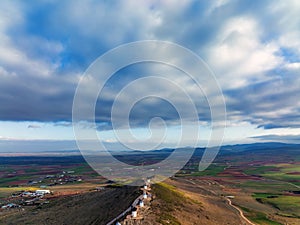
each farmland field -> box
[0,143,300,224]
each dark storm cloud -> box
[0,69,76,121]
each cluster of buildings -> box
[1,189,51,210]
[1,203,21,209]
[28,171,82,186]
[12,189,51,197]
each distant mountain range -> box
[1,142,299,156]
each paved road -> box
[106,194,143,225]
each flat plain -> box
[0,143,299,224]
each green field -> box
[244,165,278,175]
[263,164,300,181]
[231,162,300,223]
[238,180,298,193]
[245,164,300,184]
[189,164,226,176]
[253,193,300,218]
[239,206,283,225]
[0,175,32,187]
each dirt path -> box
[287,182,300,189]
[188,178,254,224]
[182,178,218,196]
[226,198,256,225]
[186,177,255,225]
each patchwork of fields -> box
[0,143,299,224]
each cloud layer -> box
[0,0,300,132]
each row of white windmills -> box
[116,179,152,224]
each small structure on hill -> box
[226,195,235,199]
[36,189,50,195]
[1,203,21,209]
[143,192,147,199]
[132,207,137,218]
[96,186,105,191]
[139,200,144,208]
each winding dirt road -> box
[226,198,256,225]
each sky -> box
[0,0,300,152]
